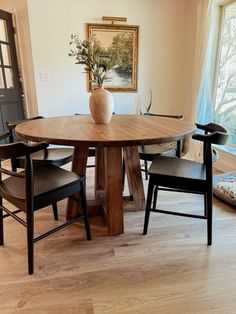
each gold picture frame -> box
[87,23,139,92]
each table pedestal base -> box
[67,146,145,236]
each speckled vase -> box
[89,85,114,124]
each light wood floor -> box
[1,161,236,314]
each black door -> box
[0,9,24,133]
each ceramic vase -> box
[89,85,114,123]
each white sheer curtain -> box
[184,0,218,159]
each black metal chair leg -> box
[207,191,212,245]
[80,181,91,241]
[144,160,148,180]
[52,203,58,221]
[0,200,3,246]
[11,159,17,172]
[176,140,181,158]
[143,180,155,235]
[26,210,34,275]
[122,158,134,201]
[152,185,158,210]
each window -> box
[213,1,236,145]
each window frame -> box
[212,0,236,148]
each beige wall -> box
[0,0,38,116]
[182,0,198,121]
[0,0,199,118]
[26,0,199,116]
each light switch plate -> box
[39,71,50,81]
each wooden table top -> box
[15,114,196,147]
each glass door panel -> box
[213,2,236,145]
[5,68,14,88]
[1,44,11,66]
[0,69,4,88]
[0,9,25,129]
[0,19,8,42]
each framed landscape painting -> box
[87,23,139,92]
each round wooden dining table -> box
[16,114,196,236]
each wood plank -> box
[123,146,145,211]
[214,147,236,172]
[15,114,195,147]
[95,147,105,192]
[104,147,123,235]
[95,147,124,235]
[66,145,88,220]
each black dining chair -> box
[6,116,74,169]
[0,140,91,274]
[143,122,228,245]
[6,116,74,221]
[139,113,185,180]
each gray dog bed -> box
[213,172,236,206]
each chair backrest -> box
[0,131,10,144]
[6,117,48,170]
[192,122,228,182]
[0,141,49,205]
[143,113,184,157]
[6,116,44,143]
[195,122,227,134]
[0,141,48,160]
[144,113,184,120]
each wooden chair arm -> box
[192,132,228,145]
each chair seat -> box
[15,147,73,167]
[149,156,207,190]
[0,164,83,211]
[139,143,177,161]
